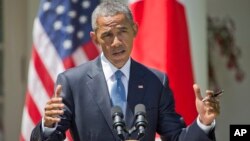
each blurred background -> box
[0,0,249,141]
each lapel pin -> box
[138,85,144,89]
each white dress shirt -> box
[101,53,130,100]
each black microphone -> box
[111,106,125,140]
[134,104,148,140]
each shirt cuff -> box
[42,117,57,137]
[196,115,216,134]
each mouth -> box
[112,50,126,56]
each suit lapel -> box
[126,60,146,128]
[85,58,147,139]
[86,58,116,139]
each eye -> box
[121,29,127,33]
[102,32,113,38]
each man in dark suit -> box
[31,1,220,141]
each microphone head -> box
[134,104,147,140]
[111,106,124,118]
[135,104,146,115]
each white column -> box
[179,0,208,92]
[3,0,39,140]
[3,0,28,140]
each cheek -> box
[101,46,112,54]
[125,38,134,48]
[97,38,111,48]
[100,38,113,46]
[122,36,134,46]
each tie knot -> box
[115,70,123,80]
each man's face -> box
[90,13,137,68]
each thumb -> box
[54,85,62,98]
[193,84,203,100]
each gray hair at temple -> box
[91,0,134,31]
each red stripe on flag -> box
[66,130,73,141]
[63,55,76,69]
[82,41,99,60]
[25,90,42,124]
[32,46,54,98]
[19,134,25,141]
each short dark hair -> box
[91,0,134,31]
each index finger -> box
[193,84,203,100]
[54,85,62,98]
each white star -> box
[82,1,91,9]
[63,40,72,49]
[68,11,77,18]
[56,5,65,15]
[66,25,74,33]
[54,21,63,30]
[43,2,51,11]
[77,31,85,39]
[72,0,78,3]
[79,15,87,24]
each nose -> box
[111,36,122,48]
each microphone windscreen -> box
[134,104,146,114]
[111,106,123,116]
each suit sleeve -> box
[157,74,215,141]
[30,73,74,141]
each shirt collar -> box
[101,53,131,80]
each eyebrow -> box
[101,31,111,36]
[117,26,128,30]
[100,29,113,38]
[101,26,129,35]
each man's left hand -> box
[193,84,220,125]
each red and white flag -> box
[20,0,100,140]
[129,0,197,139]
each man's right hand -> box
[44,85,64,128]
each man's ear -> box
[90,31,98,44]
[132,23,138,36]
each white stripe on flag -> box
[28,60,50,115]
[33,18,65,81]
[72,46,89,66]
[21,107,35,141]
[155,138,161,141]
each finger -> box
[44,116,61,127]
[51,97,63,103]
[45,109,64,117]
[206,90,214,97]
[204,101,218,108]
[45,103,64,111]
[54,85,62,98]
[204,102,220,114]
[202,90,218,102]
[47,97,63,105]
[203,98,219,104]
[193,84,203,100]
[207,106,220,115]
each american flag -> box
[20,0,100,140]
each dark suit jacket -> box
[31,57,215,141]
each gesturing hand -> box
[193,84,221,125]
[44,85,64,128]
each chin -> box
[112,59,126,68]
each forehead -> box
[96,13,131,30]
